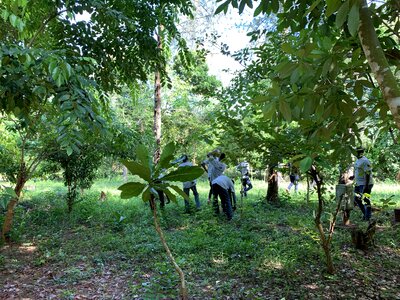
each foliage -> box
[118,143,204,203]
[47,144,105,212]
[0,185,16,210]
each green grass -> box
[1,178,400,299]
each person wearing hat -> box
[352,147,374,221]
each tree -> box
[215,0,400,131]
[118,143,204,300]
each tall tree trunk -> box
[1,162,27,242]
[153,26,163,164]
[358,0,400,130]
[266,166,279,203]
[152,24,188,300]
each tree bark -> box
[266,166,279,203]
[309,166,335,274]
[1,162,27,242]
[153,26,163,164]
[358,0,400,130]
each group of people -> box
[174,150,253,220]
[168,146,374,223]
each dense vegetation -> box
[1,0,399,299]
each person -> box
[236,160,253,196]
[336,165,354,225]
[212,174,237,220]
[352,147,374,221]
[201,150,226,204]
[179,155,200,212]
[287,167,300,193]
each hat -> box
[356,147,365,153]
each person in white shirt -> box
[201,151,226,203]
[236,161,253,196]
[351,147,374,221]
[212,174,237,220]
[179,155,200,212]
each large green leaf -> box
[161,166,204,182]
[300,156,313,172]
[118,182,147,199]
[347,3,360,37]
[169,185,190,200]
[326,0,341,17]
[158,142,175,169]
[142,187,151,202]
[136,144,150,167]
[279,99,292,122]
[122,160,151,182]
[335,0,349,28]
[163,188,177,203]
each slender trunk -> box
[306,175,310,205]
[358,0,400,130]
[153,26,163,164]
[1,163,27,242]
[150,196,188,300]
[309,166,335,274]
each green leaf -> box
[326,0,341,17]
[279,99,292,122]
[347,3,360,36]
[142,187,151,202]
[163,188,177,203]
[354,81,363,99]
[281,43,293,54]
[215,0,230,15]
[136,144,150,167]
[239,0,246,14]
[122,160,151,182]
[304,0,321,17]
[169,185,190,200]
[118,182,147,199]
[252,95,269,104]
[158,142,175,169]
[66,146,73,156]
[161,166,204,182]
[3,187,17,198]
[300,156,313,172]
[335,0,349,28]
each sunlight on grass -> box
[261,259,284,270]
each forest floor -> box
[1,179,400,299]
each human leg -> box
[363,184,373,220]
[183,187,191,212]
[212,183,220,215]
[191,185,200,209]
[214,184,233,220]
[354,185,366,218]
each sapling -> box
[118,143,203,299]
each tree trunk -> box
[1,163,27,242]
[358,0,400,130]
[151,24,188,299]
[309,166,335,275]
[266,166,279,203]
[153,26,163,164]
[151,196,188,300]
